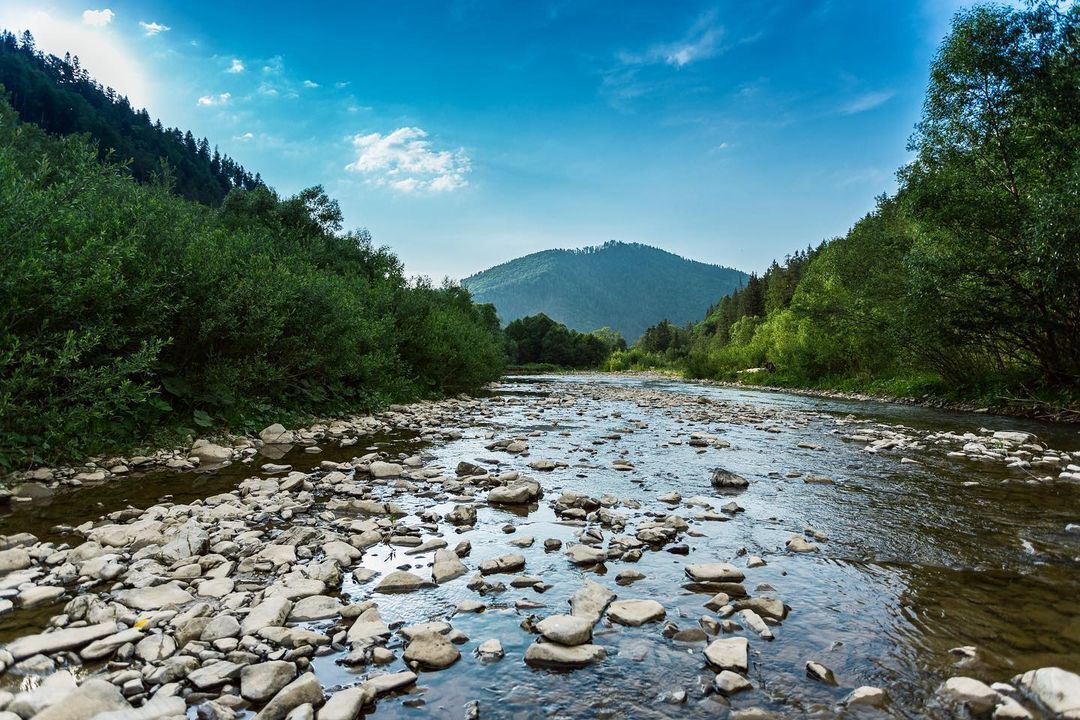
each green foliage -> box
[463,241,748,342]
[630,2,1080,409]
[505,314,609,369]
[0,30,259,205]
[0,99,504,467]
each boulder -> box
[242,596,293,635]
[253,672,324,720]
[703,637,749,673]
[1012,667,1080,719]
[938,677,999,714]
[537,615,593,646]
[432,549,468,584]
[29,678,129,720]
[241,661,297,704]
[711,469,749,490]
[318,685,375,720]
[570,580,616,624]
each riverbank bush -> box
[0,99,505,467]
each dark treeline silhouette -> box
[0,30,259,205]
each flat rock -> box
[319,685,376,720]
[479,554,525,575]
[565,544,606,566]
[703,637,749,672]
[242,596,293,635]
[432,549,468,584]
[403,632,460,670]
[5,621,119,660]
[375,570,429,593]
[524,642,607,668]
[289,595,343,622]
[570,580,616,624]
[537,614,593,646]
[685,563,745,583]
[715,670,753,695]
[607,599,665,626]
[115,584,194,611]
[253,672,324,720]
[938,677,999,714]
[365,671,417,696]
[241,661,297,704]
[30,678,129,720]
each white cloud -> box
[235,132,254,141]
[197,92,231,106]
[0,5,152,108]
[345,127,470,193]
[302,79,319,88]
[620,10,724,69]
[81,9,114,26]
[840,90,894,115]
[139,21,170,36]
[227,58,245,73]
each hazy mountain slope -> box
[463,241,748,341]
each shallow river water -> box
[1,374,1078,719]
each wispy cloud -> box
[601,9,743,108]
[235,132,254,142]
[81,9,114,27]
[840,90,894,115]
[139,21,170,37]
[302,79,319,89]
[227,58,244,73]
[619,10,725,68]
[197,92,231,107]
[345,127,470,193]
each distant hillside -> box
[0,29,260,205]
[463,241,748,341]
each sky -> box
[0,0,973,280]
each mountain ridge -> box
[463,241,748,342]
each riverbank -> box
[0,375,1076,719]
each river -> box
[0,373,1077,719]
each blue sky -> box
[1,1,971,279]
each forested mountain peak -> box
[462,240,748,341]
[0,29,260,205]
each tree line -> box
[0,30,260,206]
[611,2,1079,407]
[0,96,506,467]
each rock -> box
[5,621,119,660]
[607,599,665,626]
[80,627,144,659]
[537,615,593,646]
[135,633,176,662]
[1012,667,1080,719]
[253,672,324,720]
[317,685,375,720]
[845,686,887,708]
[714,670,752,695]
[476,639,503,660]
[260,423,292,444]
[994,696,1035,720]
[739,610,773,640]
[243,597,293,635]
[289,595,343,622]
[18,585,64,607]
[938,677,999,714]
[115,583,194,611]
[403,632,460,670]
[786,536,818,553]
[242,661,297,704]
[188,660,244,689]
[565,544,606,566]
[30,678,130,720]
[364,671,417,696]
[806,661,837,685]
[432,549,468,584]
[488,482,540,504]
[0,548,31,574]
[369,461,402,479]
[733,597,787,621]
[375,570,429,593]
[7,670,78,717]
[528,460,556,471]
[347,607,390,643]
[202,614,241,641]
[570,580,616,624]
[711,469,749,490]
[524,642,607,668]
[446,505,476,526]
[160,522,209,562]
[191,441,233,465]
[685,563,745,583]
[703,637,749,672]
[96,696,184,720]
[478,554,525,575]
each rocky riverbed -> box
[0,374,1077,719]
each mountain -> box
[0,30,260,206]
[463,241,749,342]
